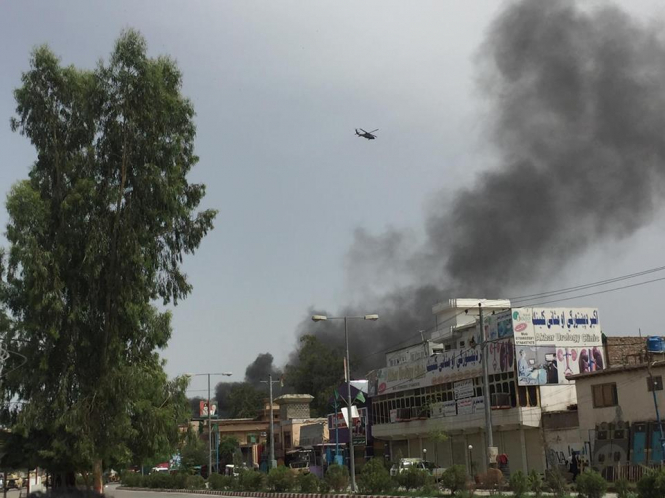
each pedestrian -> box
[569,452,579,482]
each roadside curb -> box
[118,487,430,498]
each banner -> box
[454,379,474,400]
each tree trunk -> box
[93,459,103,494]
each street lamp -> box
[311,313,379,492]
[185,372,232,476]
[468,445,473,478]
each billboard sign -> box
[512,308,604,386]
[199,401,217,417]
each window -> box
[592,383,618,408]
[648,376,663,392]
[283,432,292,449]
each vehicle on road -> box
[6,474,23,489]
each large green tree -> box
[284,335,345,416]
[2,30,215,489]
[227,383,264,418]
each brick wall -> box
[605,336,646,367]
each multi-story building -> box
[367,298,605,476]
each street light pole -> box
[344,316,358,492]
[312,313,379,493]
[185,372,232,477]
[261,375,281,469]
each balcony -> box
[372,399,541,439]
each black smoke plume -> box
[211,353,282,417]
[293,0,665,374]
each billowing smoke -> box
[211,353,282,417]
[292,0,665,373]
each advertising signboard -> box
[512,308,604,386]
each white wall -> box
[540,384,578,412]
[575,365,665,433]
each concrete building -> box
[274,394,329,461]
[367,298,605,477]
[571,359,665,476]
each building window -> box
[283,432,292,449]
[592,383,618,408]
[648,376,663,392]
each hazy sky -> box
[2,1,665,395]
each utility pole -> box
[208,373,212,477]
[261,376,281,469]
[479,303,495,467]
[647,353,665,460]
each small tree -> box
[576,470,607,498]
[614,477,632,498]
[510,470,529,498]
[238,469,265,491]
[358,457,396,494]
[397,466,430,490]
[546,466,569,498]
[325,464,350,492]
[179,426,207,471]
[428,429,449,466]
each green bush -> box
[358,457,396,494]
[121,472,145,488]
[170,472,188,489]
[637,468,665,498]
[546,466,569,498]
[238,469,265,491]
[529,470,543,497]
[615,477,633,498]
[208,472,234,490]
[509,470,529,498]
[397,466,431,490]
[267,466,295,492]
[186,474,206,489]
[441,465,468,495]
[325,464,350,492]
[147,472,173,489]
[298,472,320,493]
[576,470,607,498]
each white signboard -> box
[431,400,457,418]
[454,379,474,400]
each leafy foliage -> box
[179,425,207,471]
[297,472,320,493]
[208,473,234,491]
[441,465,468,495]
[2,29,215,477]
[227,383,264,418]
[267,465,295,492]
[637,467,665,498]
[358,457,396,494]
[397,465,431,490]
[324,463,350,492]
[238,469,265,491]
[529,469,543,497]
[575,470,607,498]
[509,470,529,498]
[615,477,633,498]
[284,335,345,416]
[218,436,240,466]
[546,466,569,498]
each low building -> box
[571,358,665,477]
[274,394,329,461]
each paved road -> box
[106,485,220,498]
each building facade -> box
[367,298,605,476]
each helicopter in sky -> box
[355,128,378,140]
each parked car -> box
[390,458,445,480]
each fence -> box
[602,463,665,482]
